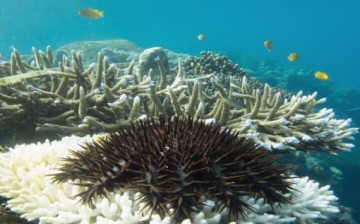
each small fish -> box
[287,53,300,61]
[263,40,272,52]
[79,8,104,19]
[314,71,329,80]
[197,34,205,41]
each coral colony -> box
[0,44,358,223]
[0,47,355,153]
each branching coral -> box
[0,43,356,224]
[0,46,357,153]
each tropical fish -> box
[197,34,205,41]
[287,53,300,61]
[314,71,329,80]
[264,40,272,52]
[79,8,104,19]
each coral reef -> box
[183,51,246,77]
[0,41,358,223]
[235,55,360,126]
[0,46,357,152]
[52,39,143,65]
[0,134,339,224]
[236,57,327,95]
[138,47,170,76]
[52,116,291,222]
[182,51,291,99]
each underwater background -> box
[0,0,359,222]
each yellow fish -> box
[287,53,300,61]
[264,40,272,52]
[79,8,104,19]
[197,34,205,41]
[314,71,329,80]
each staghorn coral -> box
[0,46,357,153]
[0,42,356,224]
[182,51,291,98]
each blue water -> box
[1,0,359,87]
[1,0,360,222]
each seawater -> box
[0,0,359,222]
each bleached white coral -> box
[0,135,339,224]
[226,79,358,152]
[276,176,339,222]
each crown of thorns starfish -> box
[52,116,291,222]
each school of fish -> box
[263,40,329,81]
[76,6,331,82]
